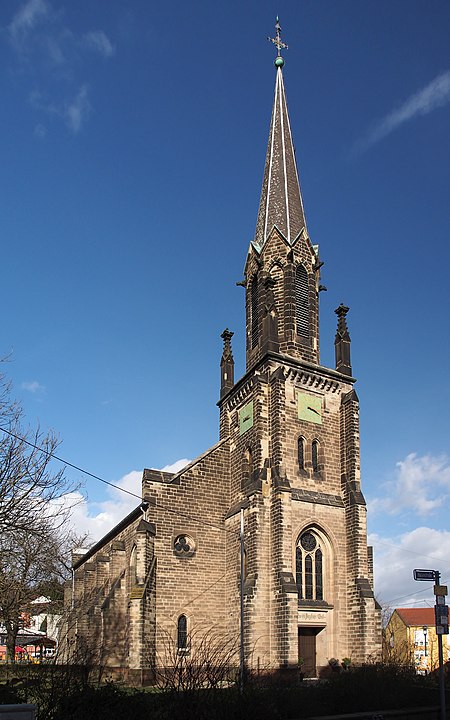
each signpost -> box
[413,569,447,720]
[413,569,437,582]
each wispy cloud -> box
[354,69,450,153]
[8,0,50,47]
[5,0,114,135]
[65,85,91,133]
[82,30,115,58]
[29,84,91,134]
[368,452,450,517]
[21,380,46,394]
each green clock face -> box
[239,401,254,435]
[297,392,322,425]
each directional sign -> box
[435,605,448,623]
[434,585,448,597]
[413,569,436,581]
[435,605,449,635]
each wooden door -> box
[298,627,317,677]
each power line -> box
[0,425,239,537]
[371,535,450,570]
[0,425,142,501]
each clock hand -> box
[307,406,320,415]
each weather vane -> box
[268,16,288,57]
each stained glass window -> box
[296,530,324,602]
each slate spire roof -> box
[254,57,307,248]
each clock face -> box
[239,401,254,435]
[297,392,322,425]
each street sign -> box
[434,585,448,596]
[413,569,436,581]
[435,605,449,635]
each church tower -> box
[219,20,381,673]
[68,20,381,684]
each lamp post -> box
[423,625,428,675]
[423,625,428,657]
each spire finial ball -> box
[275,56,284,68]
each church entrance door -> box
[298,627,321,677]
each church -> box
[66,22,381,684]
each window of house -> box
[177,614,188,651]
[295,264,309,337]
[296,530,324,601]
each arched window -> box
[295,265,309,337]
[177,614,188,651]
[251,276,259,348]
[312,439,319,473]
[241,447,253,489]
[296,530,324,601]
[298,437,305,471]
[130,545,137,585]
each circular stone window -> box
[300,532,316,552]
[173,534,196,557]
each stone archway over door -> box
[298,627,323,677]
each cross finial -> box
[268,16,288,61]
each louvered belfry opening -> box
[251,276,259,348]
[295,264,309,337]
[312,439,319,473]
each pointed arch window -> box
[312,439,319,473]
[297,437,305,471]
[241,447,253,489]
[177,614,188,651]
[130,545,137,585]
[251,276,259,348]
[296,530,324,602]
[295,264,309,337]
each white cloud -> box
[65,84,91,133]
[160,458,190,474]
[8,0,50,46]
[368,452,450,517]
[370,527,450,609]
[21,379,45,394]
[66,458,191,545]
[354,69,450,153]
[65,470,142,543]
[82,30,115,58]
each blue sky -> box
[1,0,450,611]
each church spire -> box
[254,19,307,248]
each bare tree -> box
[155,627,240,692]
[0,363,82,660]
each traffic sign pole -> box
[413,568,446,720]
